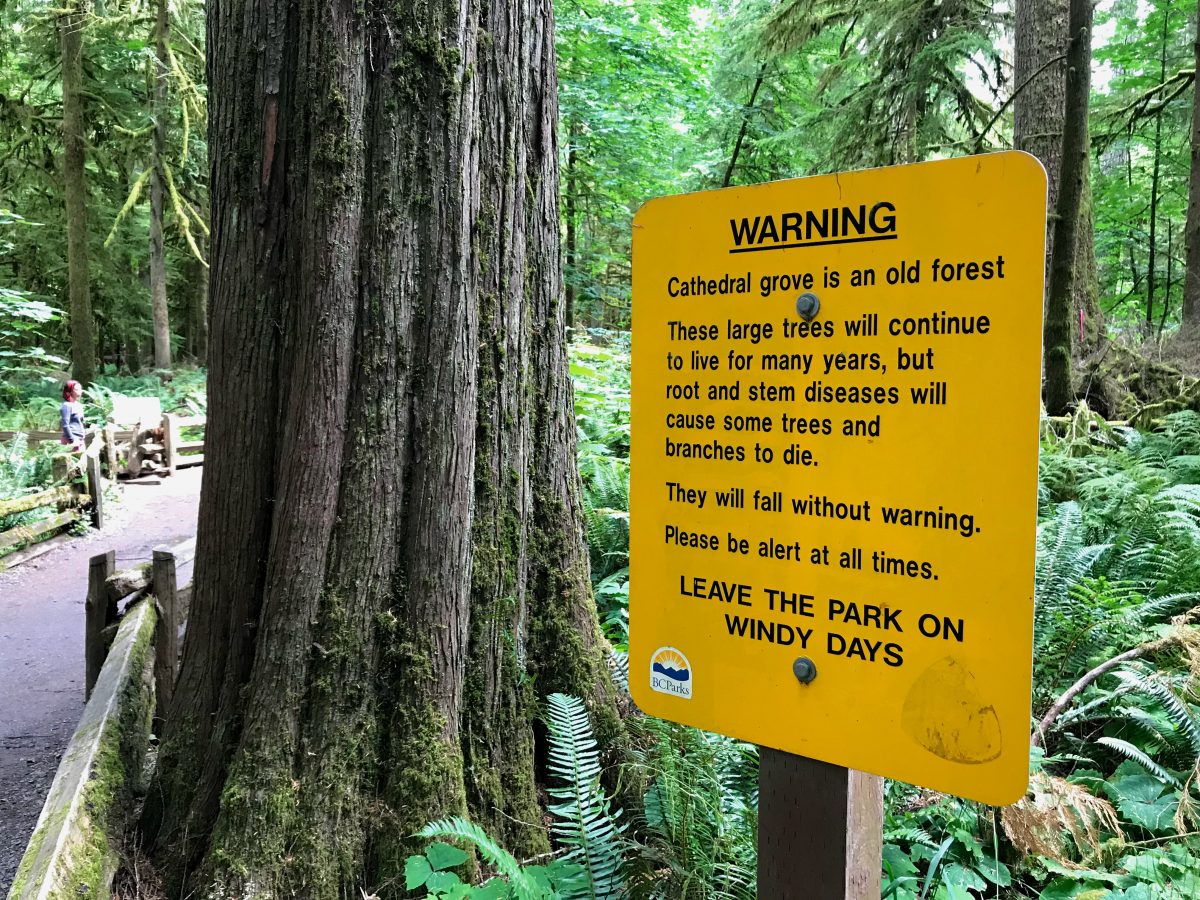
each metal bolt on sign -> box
[795,292,820,321]
[793,657,817,685]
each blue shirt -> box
[60,400,85,445]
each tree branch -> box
[1032,647,1146,748]
[1032,606,1200,749]
[723,65,767,188]
[972,53,1067,153]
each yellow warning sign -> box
[629,152,1046,805]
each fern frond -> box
[1113,670,1200,754]
[419,816,548,898]
[544,693,625,899]
[1095,737,1183,788]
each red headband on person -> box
[63,380,81,401]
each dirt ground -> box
[0,468,201,893]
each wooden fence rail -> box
[0,434,104,569]
[0,411,205,480]
[85,536,194,708]
[0,412,203,567]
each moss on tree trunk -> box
[1043,0,1092,414]
[141,0,621,894]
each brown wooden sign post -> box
[759,752,884,899]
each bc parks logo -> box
[650,647,692,699]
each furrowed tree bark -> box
[565,118,579,330]
[1183,9,1200,336]
[1043,0,1092,414]
[149,0,171,369]
[142,0,620,894]
[60,0,96,385]
[1014,0,1102,355]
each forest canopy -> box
[2,0,1200,899]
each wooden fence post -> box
[758,750,884,899]
[161,412,177,476]
[51,455,69,487]
[85,550,115,700]
[86,451,103,529]
[128,419,144,479]
[152,546,178,722]
[103,423,117,478]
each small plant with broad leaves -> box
[405,693,624,899]
[403,824,584,898]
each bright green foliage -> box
[1036,840,1200,898]
[1092,0,1197,337]
[880,787,1012,900]
[555,0,1012,328]
[0,209,66,383]
[753,0,1008,170]
[0,432,61,531]
[624,717,758,899]
[409,817,588,898]
[405,694,623,899]
[572,335,631,648]
[543,693,626,899]
[557,0,714,327]
[0,0,207,368]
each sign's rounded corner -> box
[1001,149,1049,187]
[628,674,653,713]
[632,195,669,230]
[991,770,1032,808]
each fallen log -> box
[0,533,73,571]
[0,485,79,518]
[0,511,78,555]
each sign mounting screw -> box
[793,657,817,685]
[795,292,820,321]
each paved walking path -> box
[0,469,201,892]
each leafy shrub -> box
[406,694,623,899]
[567,344,1200,899]
[0,433,64,532]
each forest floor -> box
[0,468,201,893]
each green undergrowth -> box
[396,337,1200,899]
[0,433,65,534]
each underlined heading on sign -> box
[729,234,900,254]
[728,201,898,253]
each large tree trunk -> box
[141,0,619,894]
[1182,9,1200,335]
[1014,0,1102,355]
[149,0,171,369]
[1043,0,1092,413]
[61,0,96,385]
